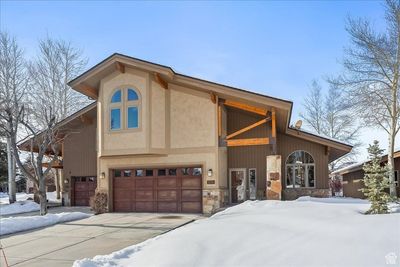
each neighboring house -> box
[332,149,400,199]
[20,53,352,213]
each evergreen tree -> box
[361,140,391,214]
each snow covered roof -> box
[332,148,400,175]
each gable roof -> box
[67,53,352,162]
[332,148,400,175]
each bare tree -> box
[300,80,361,171]
[28,36,88,199]
[330,0,400,197]
[300,80,325,134]
[0,32,26,203]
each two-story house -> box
[22,53,353,214]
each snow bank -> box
[0,191,60,204]
[0,201,40,215]
[74,198,400,267]
[0,212,90,236]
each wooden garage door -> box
[113,167,202,213]
[73,176,97,206]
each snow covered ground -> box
[0,212,91,235]
[74,197,400,267]
[0,192,60,215]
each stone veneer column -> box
[266,155,282,200]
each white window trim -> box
[285,150,316,189]
[108,87,141,132]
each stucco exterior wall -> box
[169,84,216,149]
[150,81,166,149]
[100,68,149,155]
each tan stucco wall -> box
[169,84,216,149]
[100,68,148,154]
[150,81,166,149]
[96,68,221,213]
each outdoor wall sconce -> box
[64,179,69,184]
[207,169,213,177]
[100,172,106,179]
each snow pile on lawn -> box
[0,212,90,235]
[0,191,60,204]
[74,198,400,267]
[0,201,40,215]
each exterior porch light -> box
[100,172,106,179]
[207,169,213,177]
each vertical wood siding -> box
[227,107,330,197]
[277,133,329,189]
[63,122,97,181]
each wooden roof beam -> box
[226,118,269,140]
[227,137,270,147]
[154,72,168,89]
[224,100,267,116]
[115,62,125,73]
[75,83,98,99]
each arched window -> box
[109,88,140,130]
[126,89,139,128]
[286,150,315,188]
[110,90,122,130]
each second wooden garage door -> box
[113,167,202,213]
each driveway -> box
[0,212,202,267]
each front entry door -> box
[229,169,246,203]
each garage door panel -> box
[73,177,97,206]
[135,178,154,188]
[135,201,154,212]
[181,190,201,201]
[75,182,88,191]
[114,178,132,188]
[113,167,202,213]
[182,177,201,188]
[114,190,131,200]
[182,202,202,213]
[157,178,177,188]
[157,190,177,201]
[114,201,132,212]
[157,202,178,212]
[135,190,154,201]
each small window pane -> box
[110,108,121,130]
[286,166,294,188]
[81,177,87,182]
[193,168,202,176]
[135,169,144,177]
[182,168,190,176]
[124,170,132,177]
[127,107,138,128]
[146,170,153,176]
[168,169,177,176]
[111,90,121,103]
[114,170,121,177]
[127,89,139,101]
[158,169,166,176]
[307,166,315,187]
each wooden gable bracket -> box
[210,93,217,104]
[80,114,93,125]
[76,83,97,99]
[154,72,168,89]
[226,118,270,140]
[115,62,125,73]
[223,100,267,116]
[325,146,330,156]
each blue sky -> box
[1,0,396,160]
